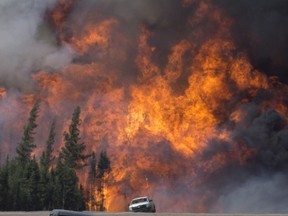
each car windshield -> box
[131,198,148,204]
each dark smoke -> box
[204,106,288,212]
[65,0,288,85]
[1,0,288,88]
[214,0,288,84]
[203,1,288,210]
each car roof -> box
[132,196,149,200]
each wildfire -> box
[70,19,118,54]
[1,0,288,213]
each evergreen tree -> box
[0,158,9,210]
[97,150,111,211]
[89,152,97,182]
[26,157,41,210]
[78,184,87,211]
[54,156,80,210]
[54,106,88,210]
[62,106,87,169]
[40,120,56,210]
[10,99,41,210]
[97,151,111,178]
[16,99,40,165]
[0,104,93,211]
[88,152,97,211]
[40,120,56,172]
[7,159,21,210]
[13,156,41,211]
[52,158,65,209]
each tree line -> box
[0,99,111,211]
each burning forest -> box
[1,0,288,213]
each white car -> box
[128,196,156,212]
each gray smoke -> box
[203,103,288,213]
[218,174,288,213]
[0,0,73,91]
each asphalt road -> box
[1,212,288,216]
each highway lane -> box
[0,212,288,216]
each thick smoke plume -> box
[1,0,288,213]
[0,0,72,91]
[214,0,288,83]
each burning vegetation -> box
[0,0,288,213]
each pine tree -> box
[0,158,9,210]
[97,150,111,211]
[62,106,87,169]
[7,159,21,210]
[97,151,111,179]
[54,106,88,210]
[40,119,56,172]
[11,99,41,210]
[26,157,41,210]
[16,99,40,165]
[52,158,65,209]
[78,184,87,211]
[40,119,56,210]
[54,156,80,210]
[88,152,97,211]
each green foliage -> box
[0,105,113,211]
[53,106,88,210]
[16,99,40,165]
[6,159,21,210]
[86,150,112,211]
[54,155,82,210]
[40,119,56,173]
[62,106,88,169]
[78,184,86,211]
[97,150,111,211]
[87,152,97,211]
[0,158,9,210]
[39,119,56,210]
[8,99,42,210]
[26,157,41,210]
[52,158,64,209]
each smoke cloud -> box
[0,0,72,91]
[218,174,288,213]
[214,0,288,83]
[208,106,288,212]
